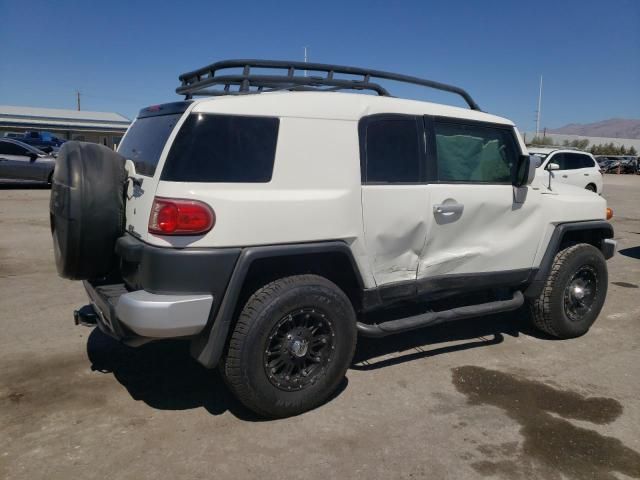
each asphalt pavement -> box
[1,175,639,479]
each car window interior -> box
[364,117,422,183]
[433,121,516,183]
[0,142,27,156]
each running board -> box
[357,291,524,338]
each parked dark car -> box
[597,155,638,174]
[0,138,56,184]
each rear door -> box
[360,114,429,286]
[418,117,541,286]
[572,153,598,187]
[117,103,189,241]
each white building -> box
[523,131,640,151]
[0,105,130,148]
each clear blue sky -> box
[1,0,638,132]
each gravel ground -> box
[1,175,639,480]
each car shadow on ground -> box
[619,246,640,260]
[0,181,50,190]
[86,305,543,419]
[352,306,545,370]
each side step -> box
[357,291,524,338]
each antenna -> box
[535,75,543,137]
[76,89,81,111]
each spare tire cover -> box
[50,141,127,280]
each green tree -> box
[529,135,555,146]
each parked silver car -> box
[0,138,56,184]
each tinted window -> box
[552,153,591,170]
[578,154,595,168]
[118,114,182,177]
[161,114,279,183]
[547,153,565,169]
[364,116,422,183]
[0,141,28,155]
[434,121,517,183]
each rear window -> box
[161,114,279,183]
[118,114,182,177]
[362,116,423,183]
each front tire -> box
[222,274,357,418]
[529,243,608,338]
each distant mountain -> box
[548,118,640,139]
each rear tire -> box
[222,274,357,418]
[529,243,607,339]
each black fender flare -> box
[191,241,364,368]
[524,220,614,298]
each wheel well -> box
[586,183,597,192]
[559,228,609,251]
[237,252,363,314]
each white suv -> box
[50,60,616,417]
[528,147,603,193]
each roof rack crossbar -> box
[176,59,480,110]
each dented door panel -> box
[417,184,542,279]
[362,185,429,286]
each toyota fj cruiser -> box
[50,60,616,418]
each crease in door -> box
[373,220,426,276]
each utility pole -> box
[303,46,308,77]
[535,75,543,137]
[76,90,81,111]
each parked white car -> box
[50,60,616,418]
[528,147,603,193]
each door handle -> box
[562,174,568,178]
[433,203,464,215]
[584,173,590,176]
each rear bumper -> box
[84,281,213,339]
[81,233,240,341]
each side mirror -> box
[514,154,535,187]
[41,146,54,154]
[547,162,560,171]
[28,153,38,162]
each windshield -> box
[118,113,182,177]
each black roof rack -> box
[176,59,481,111]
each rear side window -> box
[362,116,423,183]
[434,121,518,183]
[161,114,279,183]
[0,142,28,155]
[551,153,591,170]
[118,114,182,177]
[578,154,595,168]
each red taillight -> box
[148,197,215,235]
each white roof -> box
[527,147,593,156]
[0,105,130,131]
[191,91,514,125]
[527,147,557,155]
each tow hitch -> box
[74,305,98,327]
